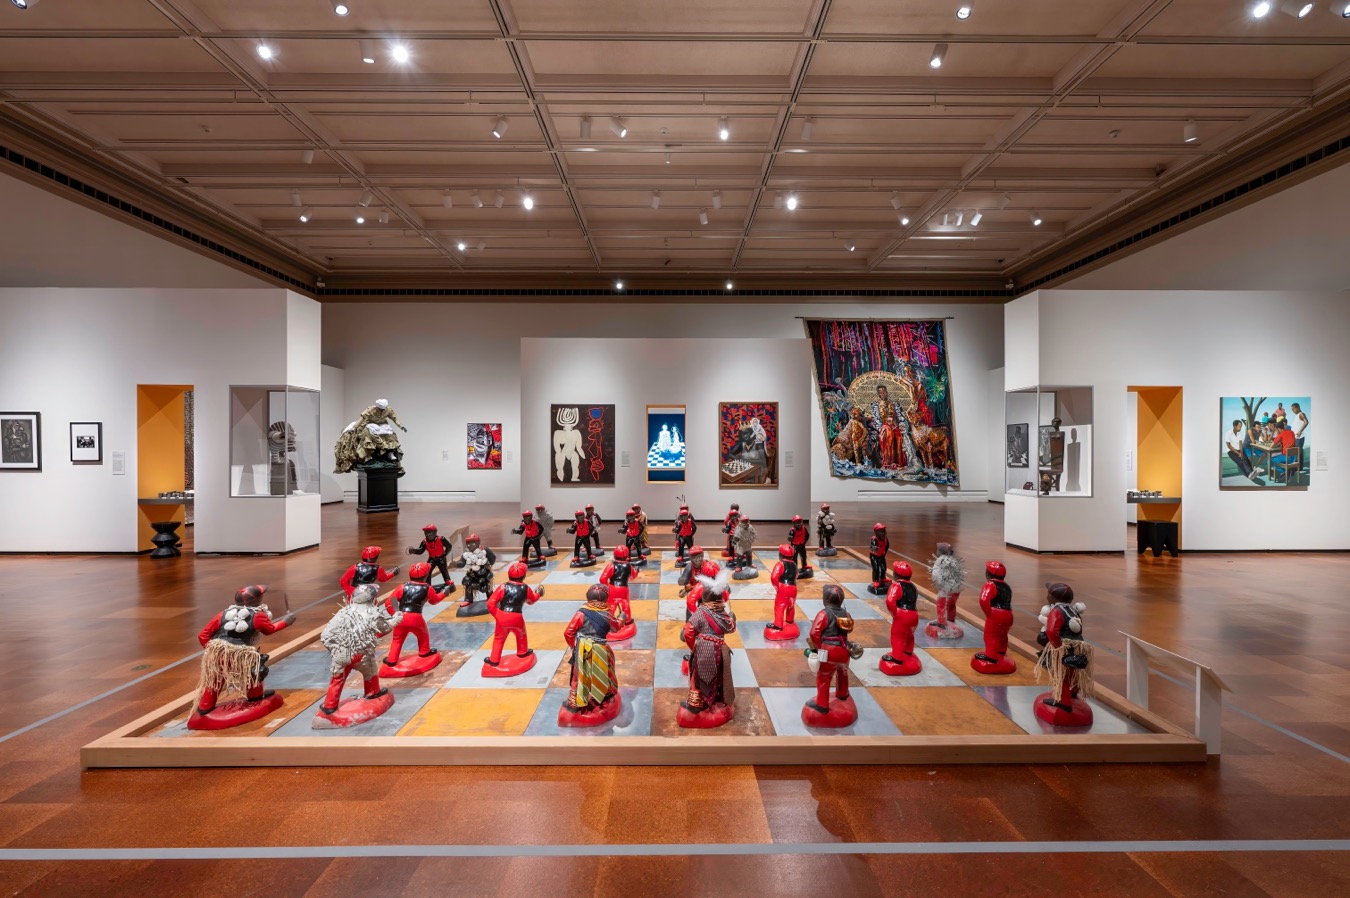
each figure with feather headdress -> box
[677,568,737,729]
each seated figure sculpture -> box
[332,398,407,476]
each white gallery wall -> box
[323,301,1004,508]
[319,364,351,503]
[519,337,811,520]
[1005,289,1350,551]
[0,288,321,553]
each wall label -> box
[620,450,631,467]
[1315,451,1328,472]
[111,451,126,475]
[784,449,795,468]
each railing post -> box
[1124,636,1149,708]
[1196,668,1223,755]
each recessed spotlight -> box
[785,193,799,211]
[331,1,350,15]
[11,0,45,8]
[614,279,625,291]
[1183,120,1199,144]
[609,117,628,138]
[290,190,302,207]
[522,193,535,210]
[650,191,661,210]
[472,190,484,209]
[457,241,468,251]
[718,117,730,141]
[390,42,410,64]
[358,189,373,207]
[492,116,508,139]
[1278,0,1314,15]
[725,280,734,291]
[970,210,982,226]
[890,192,902,211]
[300,148,315,164]
[1251,1,1272,16]
[378,209,389,224]
[712,190,723,210]
[494,190,504,209]
[580,115,592,138]
[699,209,709,226]
[256,42,275,60]
[956,2,974,19]
[930,43,948,69]
[442,190,453,208]
[1030,211,1043,226]
[899,212,910,226]
[298,207,312,223]
[359,39,377,64]
[800,117,814,141]
[355,211,366,224]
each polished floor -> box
[2,501,1348,896]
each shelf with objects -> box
[230,386,321,499]
[1004,386,1093,500]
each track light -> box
[997,193,1012,210]
[1278,0,1314,15]
[1030,210,1043,226]
[359,39,377,64]
[890,192,902,211]
[355,210,366,224]
[785,193,799,211]
[665,152,672,165]
[1251,1,1272,16]
[954,210,964,227]
[298,207,312,223]
[614,279,624,291]
[844,240,857,252]
[442,190,453,209]
[774,193,784,209]
[712,190,722,210]
[957,2,974,19]
[290,191,302,207]
[899,213,910,226]
[358,189,373,207]
[390,43,411,64]
[699,209,709,226]
[331,1,350,15]
[378,209,389,224]
[609,117,628,138]
[477,241,486,251]
[256,42,275,60]
[718,117,730,141]
[456,241,467,251]
[942,213,950,227]
[492,116,508,139]
[1338,2,1350,16]
[472,190,484,208]
[800,117,814,141]
[650,191,661,210]
[494,190,504,209]
[1183,120,1199,144]
[725,280,734,290]
[522,193,534,210]
[930,43,948,69]
[970,210,982,227]
[300,148,315,164]
[11,0,45,8]
[580,115,592,138]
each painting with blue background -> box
[646,407,686,483]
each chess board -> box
[720,459,761,484]
[83,549,1205,768]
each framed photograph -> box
[645,405,686,483]
[718,401,778,488]
[70,421,103,464]
[1220,396,1311,489]
[550,404,615,485]
[1,412,41,471]
[466,422,502,470]
[1006,423,1029,468]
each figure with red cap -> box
[566,509,598,568]
[483,560,544,676]
[618,510,646,568]
[802,584,863,727]
[599,545,639,641]
[721,503,741,558]
[765,543,800,641]
[672,504,697,566]
[379,562,447,676]
[455,533,496,617]
[512,509,547,569]
[678,568,737,729]
[633,504,651,556]
[867,524,891,595]
[585,503,605,557]
[1034,583,1094,726]
[340,546,400,599]
[879,562,922,675]
[815,503,837,557]
[534,504,558,557]
[677,545,723,619]
[189,585,295,730]
[926,542,966,639]
[729,515,759,579]
[971,561,1017,675]
[406,524,457,595]
[787,514,814,579]
[315,583,398,727]
[560,584,622,727]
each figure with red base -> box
[599,545,639,641]
[512,510,547,569]
[454,533,496,618]
[483,561,543,677]
[379,562,446,677]
[340,546,399,599]
[867,524,891,595]
[534,504,558,557]
[315,584,397,728]
[764,544,800,641]
[559,585,622,727]
[803,584,862,727]
[566,509,598,567]
[678,569,737,729]
[585,503,605,557]
[1034,583,1094,727]
[879,562,922,676]
[971,561,1017,675]
[678,545,722,619]
[925,542,967,639]
[815,503,837,557]
[721,503,741,558]
[190,585,294,730]
[672,504,697,566]
[788,515,814,579]
[619,511,647,568]
[406,524,457,595]
[633,504,651,556]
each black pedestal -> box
[357,468,400,513]
[149,521,183,558]
[1137,520,1179,557]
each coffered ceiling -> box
[1,0,1349,293]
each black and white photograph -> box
[70,421,103,464]
[1005,423,1029,468]
[0,412,41,471]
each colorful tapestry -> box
[718,402,778,488]
[551,404,616,485]
[467,422,502,470]
[804,319,959,485]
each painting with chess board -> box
[718,401,777,488]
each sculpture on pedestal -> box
[333,398,407,476]
[971,561,1017,675]
[788,514,814,579]
[534,504,558,557]
[315,584,397,728]
[566,509,598,567]
[925,542,966,639]
[1035,583,1094,727]
[730,516,758,580]
[340,546,399,599]
[599,545,639,641]
[585,504,604,557]
[721,503,741,558]
[619,511,646,568]
[867,523,891,595]
[380,563,446,677]
[672,504,697,566]
[455,533,496,617]
[406,524,457,595]
[765,543,799,641]
[677,569,737,729]
[483,561,542,677]
[803,584,862,727]
[815,503,837,556]
[559,585,622,727]
[879,562,922,676]
[512,510,547,569]
[190,585,294,730]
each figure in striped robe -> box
[561,585,620,723]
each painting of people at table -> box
[1220,396,1310,488]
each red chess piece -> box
[764,543,801,642]
[312,690,396,729]
[559,693,622,728]
[879,561,922,677]
[187,693,285,731]
[1033,584,1094,728]
[802,584,859,727]
[971,561,1017,675]
[482,561,541,677]
[801,694,858,728]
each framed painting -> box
[718,402,778,488]
[1,412,41,471]
[1220,396,1310,488]
[551,404,615,485]
[1006,423,1028,468]
[646,405,686,483]
[466,422,502,469]
[70,421,103,465]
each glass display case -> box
[229,386,321,497]
[1004,385,1094,498]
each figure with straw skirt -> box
[190,585,294,730]
[1034,583,1095,727]
[559,585,622,727]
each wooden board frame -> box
[81,548,1205,768]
